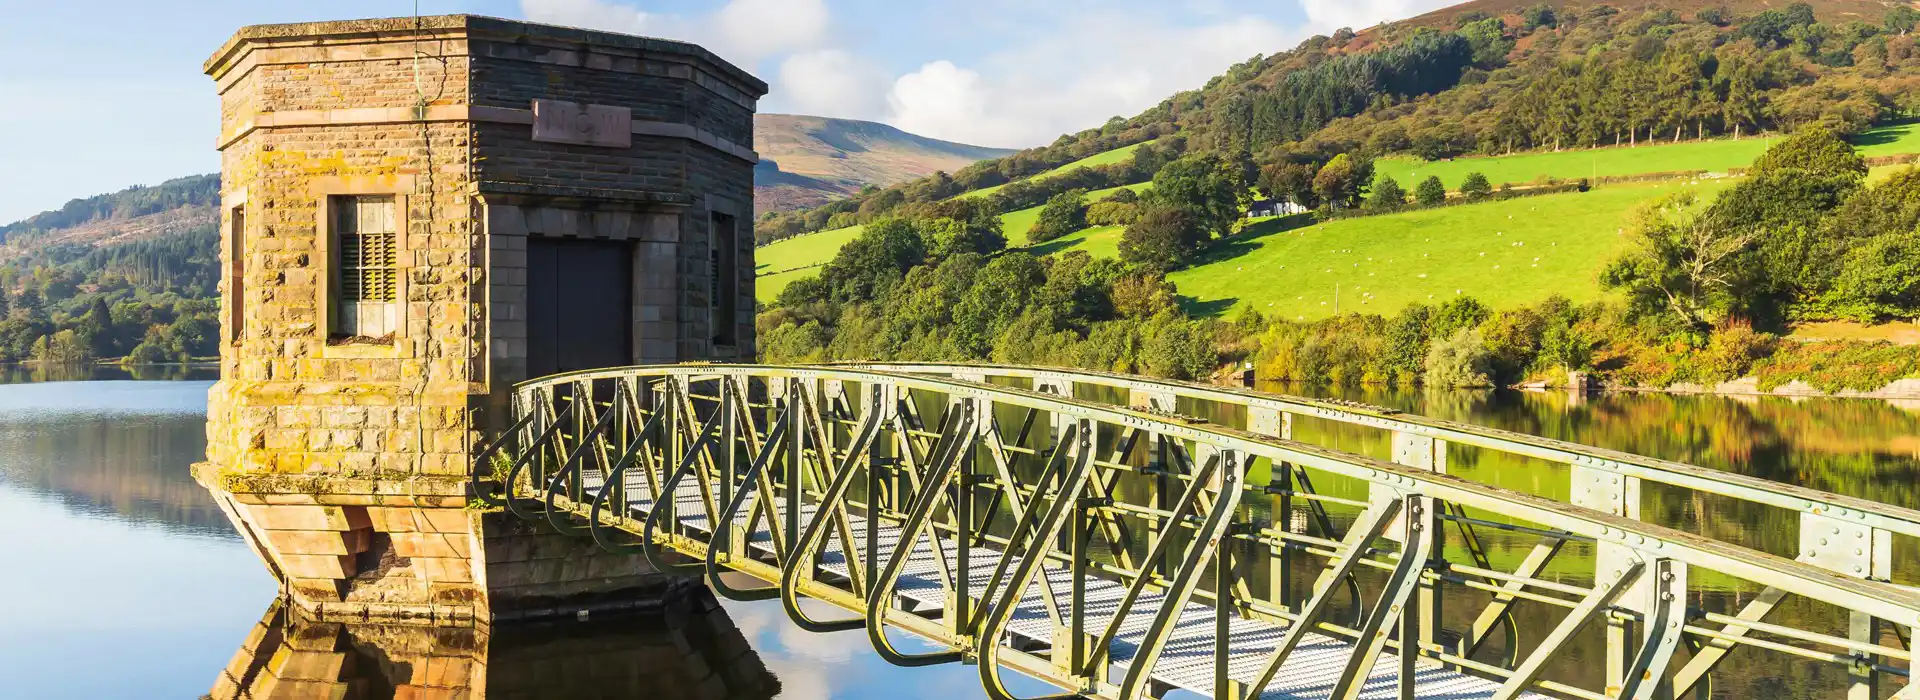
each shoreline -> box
[1527,376,1920,401]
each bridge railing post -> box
[1572,458,1643,696]
[1248,407,1294,615]
[1034,376,1075,447]
[785,377,806,566]
[1129,388,1176,579]
[1386,430,1446,678]
[1800,511,1895,700]
[718,376,738,546]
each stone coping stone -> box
[206,14,766,97]
[195,461,472,505]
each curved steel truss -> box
[478,364,1920,700]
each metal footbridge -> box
[475,363,1920,700]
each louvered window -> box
[332,195,398,340]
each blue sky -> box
[0,0,1452,223]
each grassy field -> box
[755,182,1155,302]
[959,142,1146,201]
[1007,182,1154,243]
[756,224,866,273]
[752,224,865,301]
[1377,122,1920,190]
[1168,179,1735,320]
[756,266,819,303]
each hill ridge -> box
[754,114,1015,212]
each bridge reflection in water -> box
[482,364,1919,700]
[206,587,780,699]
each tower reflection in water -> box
[207,588,780,700]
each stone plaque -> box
[531,99,632,148]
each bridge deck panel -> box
[583,475,1541,700]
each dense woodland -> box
[757,3,1920,390]
[0,175,221,364]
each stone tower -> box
[194,15,764,623]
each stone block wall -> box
[199,15,766,623]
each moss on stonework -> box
[217,468,468,497]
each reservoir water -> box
[2,370,1913,698]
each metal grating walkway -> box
[584,472,1544,700]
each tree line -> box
[1284,3,1920,163]
[0,227,220,364]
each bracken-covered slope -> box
[754,114,1014,212]
[1396,0,1903,29]
[0,174,219,261]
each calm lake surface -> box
[2,369,1914,698]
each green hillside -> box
[759,162,1914,306]
[756,225,864,273]
[758,126,1920,304]
[1377,122,1920,190]
[757,181,1156,302]
[960,143,1147,201]
[1006,182,1154,242]
[1167,180,1735,320]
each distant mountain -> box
[754,114,1015,213]
[0,174,219,256]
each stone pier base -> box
[196,463,688,624]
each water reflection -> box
[1223,383,1920,569]
[4,373,1914,699]
[0,376,228,536]
[1280,384,1920,512]
[208,588,781,700]
[0,362,218,384]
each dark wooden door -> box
[527,237,634,378]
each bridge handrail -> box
[833,361,1920,541]
[509,364,1920,626]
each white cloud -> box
[887,61,996,140]
[882,13,1291,148]
[1298,0,1456,32]
[519,0,828,67]
[778,49,890,121]
[515,0,1458,150]
[714,0,831,63]
[519,0,661,36]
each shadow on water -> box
[206,588,781,700]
